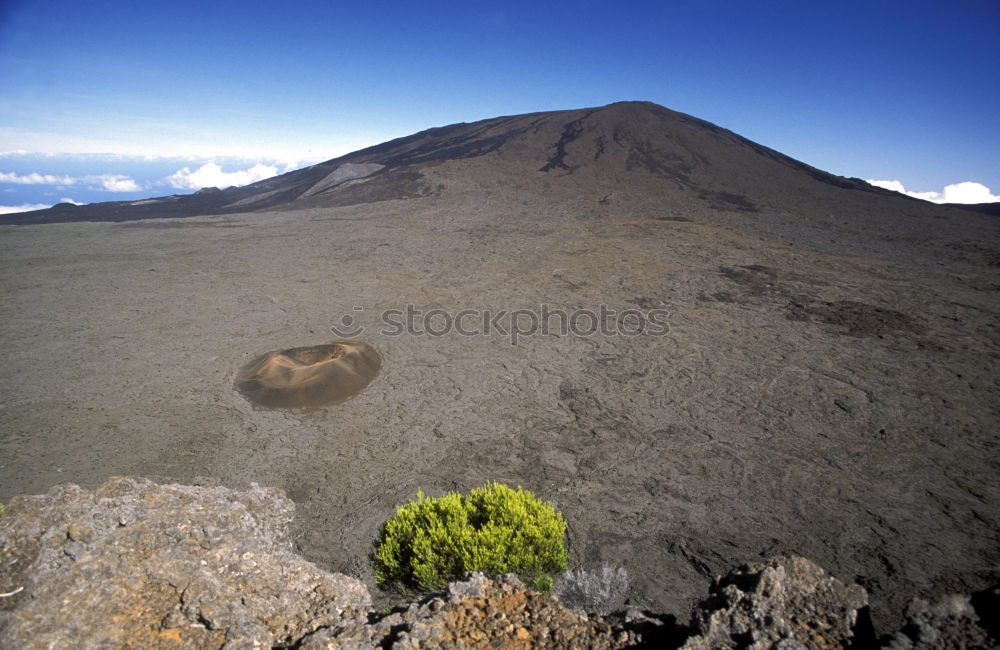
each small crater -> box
[235,341,381,409]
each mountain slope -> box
[6,101,996,269]
[0,101,932,221]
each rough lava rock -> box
[680,556,869,650]
[0,477,370,648]
[2,479,997,648]
[304,572,641,649]
[885,587,999,650]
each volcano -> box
[7,101,996,266]
[1,102,998,633]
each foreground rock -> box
[1,479,996,648]
[0,477,370,648]
[681,556,868,649]
[885,587,1000,650]
[305,573,642,649]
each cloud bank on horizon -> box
[0,154,301,213]
[0,170,139,192]
[0,202,51,214]
[0,196,80,214]
[866,179,1000,204]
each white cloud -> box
[90,174,140,192]
[867,179,1000,204]
[0,171,76,185]
[0,197,84,214]
[0,202,51,214]
[0,170,141,192]
[165,162,278,190]
[939,181,1000,204]
[867,179,906,193]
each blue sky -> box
[1,0,998,212]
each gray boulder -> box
[885,588,998,649]
[0,477,370,648]
[681,555,868,650]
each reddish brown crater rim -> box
[285,343,348,365]
[235,341,381,409]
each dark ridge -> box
[946,202,1000,216]
[342,114,530,168]
[539,111,595,172]
[593,135,606,161]
[732,132,874,191]
[668,108,882,193]
[697,190,758,212]
[625,141,692,183]
[0,194,229,225]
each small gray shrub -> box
[554,564,630,614]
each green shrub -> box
[371,481,568,593]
